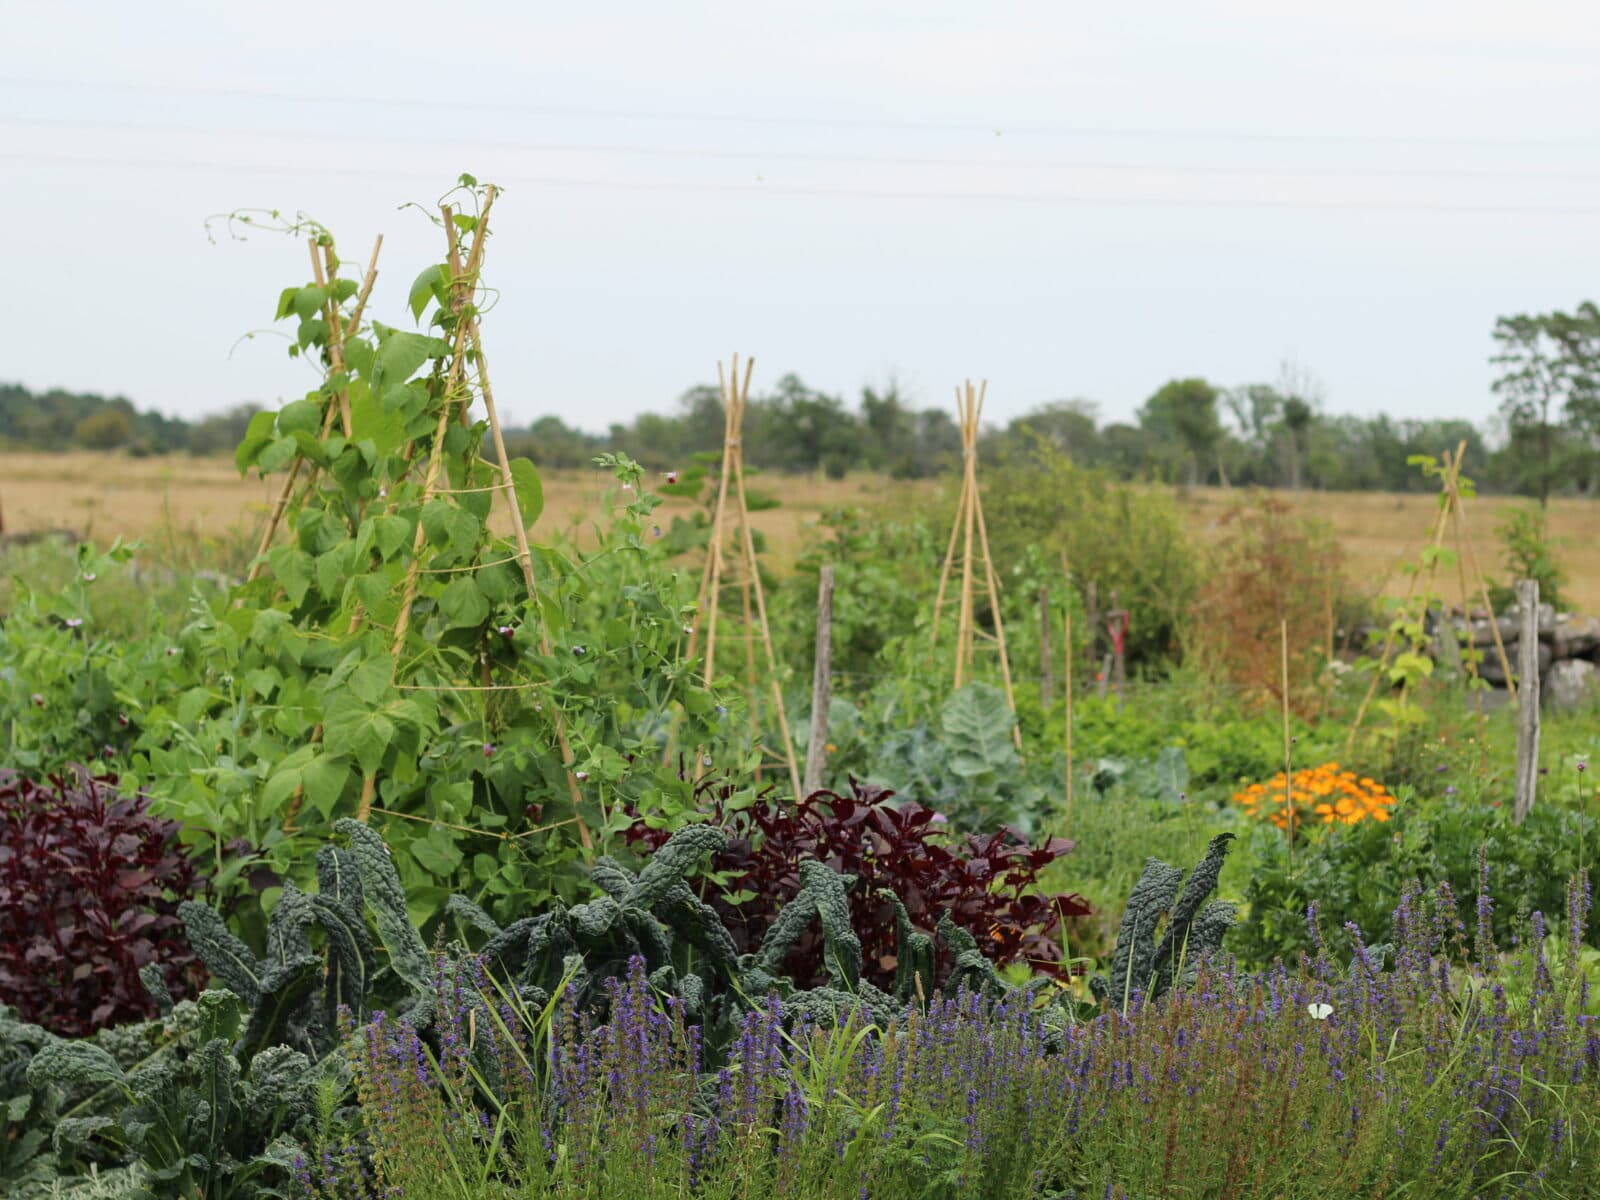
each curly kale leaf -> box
[336,819,433,1020]
[179,901,263,1008]
[315,846,364,924]
[264,882,318,968]
[888,895,934,1004]
[1150,834,1237,994]
[624,824,727,911]
[799,862,861,990]
[1092,834,1237,1008]
[26,1042,127,1091]
[655,882,739,982]
[754,890,817,977]
[445,894,503,942]
[589,855,637,899]
[311,894,377,1029]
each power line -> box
[8,115,1600,185]
[6,149,1600,215]
[4,73,1599,150]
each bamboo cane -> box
[358,191,496,820]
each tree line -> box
[4,301,1596,498]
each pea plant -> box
[100,177,738,923]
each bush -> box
[978,438,1198,667]
[627,777,1089,992]
[1490,503,1567,611]
[0,770,206,1036]
[1188,493,1343,714]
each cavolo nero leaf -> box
[179,901,263,1007]
[337,819,434,1020]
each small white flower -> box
[1307,1002,1333,1021]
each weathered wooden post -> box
[802,566,835,797]
[1513,579,1541,825]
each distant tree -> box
[859,382,915,473]
[1278,397,1315,491]
[1139,377,1223,486]
[72,408,133,450]
[1003,399,1099,461]
[186,404,263,456]
[1491,303,1600,506]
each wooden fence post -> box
[803,566,835,797]
[1513,579,1541,825]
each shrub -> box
[626,777,1089,992]
[0,770,205,1037]
[1188,493,1344,714]
[979,438,1198,666]
[1490,503,1567,611]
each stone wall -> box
[1448,605,1600,711]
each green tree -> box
[72,408,133,450]
[1278,396,1315,491]
[1491,303,1600,506]
[1139,377,1223,486]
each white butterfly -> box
[1307,1002,1333,1021]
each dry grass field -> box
[1178,488,1600,615]
[0,453,928,574]
[2,453,1596,612]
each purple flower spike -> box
[482,742,496,757]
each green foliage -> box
[1234,794,1600,967]
[4,192,741,929]
[1491,302,1600,504]
[841,684,1050,834]
[178,819,445,1060]
[1138,376,1224,486]
[458,820,933,1050]
[25,990,331,1200]
[1089,833,1237,1011]
[1490,503,1567,611]
[1,1005,59,1189]
[979,439,1197,666]
[774,507,941,679]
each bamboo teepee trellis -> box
[929,380,1022,750]
[677,354,803,799]
[246,188,590,847]
[1344,441,1515,750]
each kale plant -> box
[25,989,337,1200]
[1090,832,1237,1013]
[178,819,427,1062]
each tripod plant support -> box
[929,380,1022,750]
[676,354,803,801]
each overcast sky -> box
[4,1,1599,433]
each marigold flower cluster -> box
[1233,761,1395,831]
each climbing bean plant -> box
[109,178,741,924]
